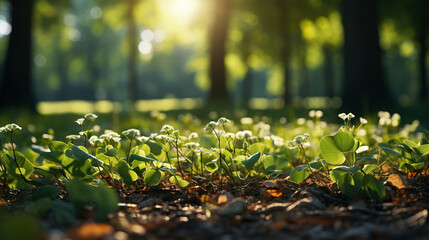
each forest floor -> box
[26,173,428,240]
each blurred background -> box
[0,0,428,116]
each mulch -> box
[2,174,429,240]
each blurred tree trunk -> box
[241,29,252,107]
[127,0,138,103]
[278,0,292,104]
[323,45,335,98]
[0,0,36,111]
[298,31,309,97]
[418,0,428,102]
[341,0,390,113]
[208,0,231,103]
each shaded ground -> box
[1,174,429,239]
[36,173,428,240]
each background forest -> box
[0,0,428,116]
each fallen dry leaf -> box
[67,223,114,240]
[387,173,409,189]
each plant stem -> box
[174,139,184,176]
[126,138,133,163]
[9,133,28,183]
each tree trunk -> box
[323,45,335,98]
[127,0,138,103]
[418,0,428,102]
[241,29,252,107]
[208,0,231,103]
[0,0,36,111]
[341,0,390,113]
[278,0,292,104]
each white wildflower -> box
[160,125,174,135]
[204,121,218,132]
[84,113,98,121]
[240,117,253,125]
[360,117,368,124]
[338,113,347,121]
[188,132,198,139]
[66,135,81,140]
[185,142,201,152]
[76,118,85,126]
[217,117,231,125]
[122,128,141,139]
[0,123,22,133]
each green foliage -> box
[1,110,428,209]
[320,131,355,165]
[66,179,118,221]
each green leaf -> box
[118,160,138,187]
[129,153,157,163]
[290,165,311,183]
[146,141,163,155]
[309,161,324,170]
[338,174,361,197]
[403,139,418,149]
[241,152,261,170]
[31,185,61,201]
[355,155,378,165]
[417,144,429,156]
[205,160,218,172]
[334,165,360,173]
[66,179,118,221]
[362,164,380,174]
[144,169,164,186]
[320,131,355,165]
[363,174,385,202]
[249,143,266,155]
[169,175,189,187]
[380,146,401,158]
[67,144,103,165]
[262,155,292,173]
[49,141,68,152]
[329,168,347,183]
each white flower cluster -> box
[338,113,355,121]
[0,123,22,133]
[309,110,323,118]
[378,111,400,127]
[85,113,98,121]
[76,118,85,126]
[265,135,284,147]
[287,133,309,149]
[204,117,231,132]
[122,128,141,139]
[100,130,121,142]
[217,117,231,125]
[66,134,81,140]
[160,125,174,135]
[184,142,202,153]
[235,130,253,140]
[240,117,253,125]
[188,132,198,140]
[204,121,218,132]
[254,122,271,138]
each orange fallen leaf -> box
[387,173,408,189]
[267,189,283,198]
[67,223,114,240]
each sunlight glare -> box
[0,18,11,37]
[138,41,153,54]
[168,0,198,25]
[141,29,155,42]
